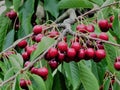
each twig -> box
[68,30,120,47]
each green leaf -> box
[12,75,21,90]
[9,54,22,71]
[30,37,55,61]
[52,70,67,90]
[78,61,99,90]
[104,43,116,72]
[3,29,15,50]
[0,17,10,51]
[112,10,120,43]
[63,62,81,90]
[28,73,46,90]
[13,0,21,11]
[4,67,15,80]
[19,0,34,35]
[88,0,103,6]
[59,0,93,9]
[44,0,59,18]
[103,78,110,90]
[5,0,13,8]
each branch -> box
[0,28,69,87]
[68,30,120,47]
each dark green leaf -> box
[52,70,67,90]
[28,73,46,90]
[5,0,13,8]
[3,29,15,49]
[63,62,81,90]
[103,78,110,90]
[13,0,21,11]
[0,17,10,51]
[59,0,93,9]
[78,61,99,90]
[19,0,34,35]
[30,37,55,61]
[44,0,59,18]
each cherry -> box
[71,42,81,51]
[114,61,120,70]
[86,24,95,32]
[17,40,27,48]
[85,48,95,59]
[77,49,85,60]
[109,23,112,29]
[67,48,76,58]
[115,56,120,62]
[76,24,87,33]
[37,67,48,78]
[48,59,58,69]
[35,34,43,42]
[89,33,97,38]
[99,32,109,41]
[20,79,27,89]
[20,79,31,89]
[31,67,38,74]
[26,46,36,56]
[22,52,29,61]
[109,16,114,22]
[24,61,30,67]
[7,10,17,20]
[57,41,68,52]
[95,49,106,60]
[48,47,58,58]
[57,51,65,62]
[33,25,42,35]
[98,19,109,32]
[48,30,59,38]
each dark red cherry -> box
[86,24,95,32]
[67,48,76,58]
[114,61,120,71]
[48,48,58,58]
[77,49,85,60]
[98,19,109,32]
[99,32,109,41]
[57,41,68,52]
[49,59,58,69]
[22,52,29,61]
[95,49,106,60]
[85,48,95,59]
[17,40,27,48]
[33,25,42,35]
[35,34,43,42]
[71,42,81,51]
[76,24,87,33]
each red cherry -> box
[76,24,87,33]
[49,59,58,69]
[33,25,42,35]
[95,49,106,60]
[31,67,38,74]
[22,52,29,61]
[71,42,81,51]
[77,49,85,60]
[85,48,95,59]
[67,48,76,58]
[109,16,114,22]
[35,34,43,42]
[115,56,120,62]
[114,61,120,70]
[57,52,65,62]
[109,23,112,29]
[17,40,27,48]
[89,33,97,38]
[49,30,59,38]
[26,46,36,56]
[24,61,30,67]
[48,48,58,58]
[98,19,109,32]
[7,10,17,20]
[99,32,109,41]
[86,24,95,32]
[37,67,48,77]
[57,41,68,52]
[20,79,27,89]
